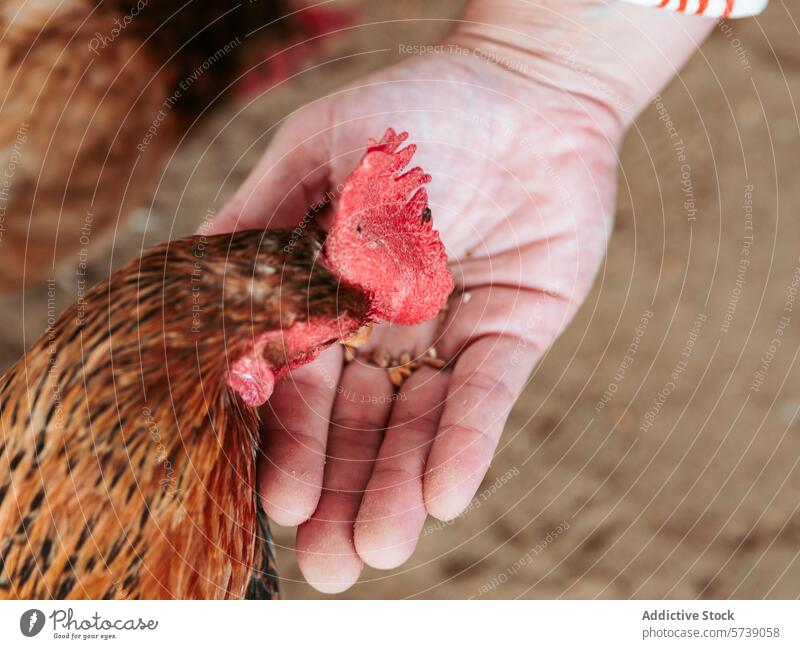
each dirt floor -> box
[3,0,800,599]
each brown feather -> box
[0,226,370,598]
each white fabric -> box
[616,0,768,18]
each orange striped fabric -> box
[617,0,767,17]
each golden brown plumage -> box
[0,227,368,598]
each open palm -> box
[209,53,622,592]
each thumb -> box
[204,110,332,235]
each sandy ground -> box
[2,0,800,599]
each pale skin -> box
[208,0,716,592]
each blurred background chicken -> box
[0,0,350,293]
[0,130,451,599]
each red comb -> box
[325,129,452,324]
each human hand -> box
[207,1,713,593]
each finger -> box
[423,334,538,521]
[437,286,569,361]
[258,345,342,526]
[451,238,594,300]
[296,362,393,593]
[204,109,331,235]
[354,365,449,569]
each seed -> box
[343,324,372,349]
[372,349,391,368]
[388,367,405,387]
[423,357,446,369]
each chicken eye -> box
[356,224,363,234]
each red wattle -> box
[228,353,276,407]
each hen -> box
[0,129,452,598]
[0,0,344,292]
